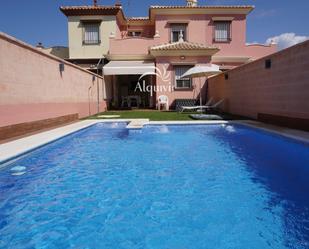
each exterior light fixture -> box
[59,63,65,72]
[224,73,229,80]
[265,59,271,69]
[180,56,185,60]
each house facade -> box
[60,0,276,109]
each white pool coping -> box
[0,119,308,165]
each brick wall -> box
[208,40,309,129]
[0,32,107,128]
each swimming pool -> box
[0,123,308,248]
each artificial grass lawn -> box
[87,110,194,121]
[86,110,246,121]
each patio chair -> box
[157,95,169,111]
[121,96,130,108]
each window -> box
[83,23,100,45]
[171,24,187,42]
[128,31,142,37]
[175,66,192,89]
[214,21,231,42]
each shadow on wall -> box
[0,32,106,131]
[42,46,69,59]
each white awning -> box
[103,61,155,75]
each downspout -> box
[96,57,104,114]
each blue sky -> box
[0,0,308,48]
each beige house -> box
[60,5,123,71]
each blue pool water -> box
[0,123,309,249]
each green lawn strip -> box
[82,110,248,121]
[85,110,247,121]
[87,110,193,121]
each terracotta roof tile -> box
[60,5,254,19]
[60,5,120,10]
[150,5,254,9]
[60,5,121,16]
[151,41,219,51]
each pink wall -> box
[109,36,160,55]
[155,14,247,48]
[111,13,276,60]
[156,56,211,107]
[126,25,155,38]
[154,13,276,58]
[0,32,106,128]
[244,44,277,60]
[155,15,207,44]
[208,40,309,120]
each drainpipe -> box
[96,57,104,114]
[88,86,92,116]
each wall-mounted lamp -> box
[59,63,65,73]
[224,73,229,80]
[180,56,185,60]
[265,59,271,69]
[92,75,96,82]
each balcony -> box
[108,36,161,60]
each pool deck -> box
[0,119,308,165]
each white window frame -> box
[213,21,231,42]
[174,66,192,89]
[83,22,101,45]
[170,24,187,42]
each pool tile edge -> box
[1,119,308,165]
[0,119,145,165]
[234,120,309,144]
[0,120,99,165]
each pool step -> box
[126,119,149,129]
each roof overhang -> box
[127,18,152,26]
[212,56,251,63]
[60,5,254,26]
[103,60,156,75]
[60,5,127,25]
[60,6,121,16]
[150,6,254,18]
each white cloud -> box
[266,33,308,50]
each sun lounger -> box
[180,99,224,113]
